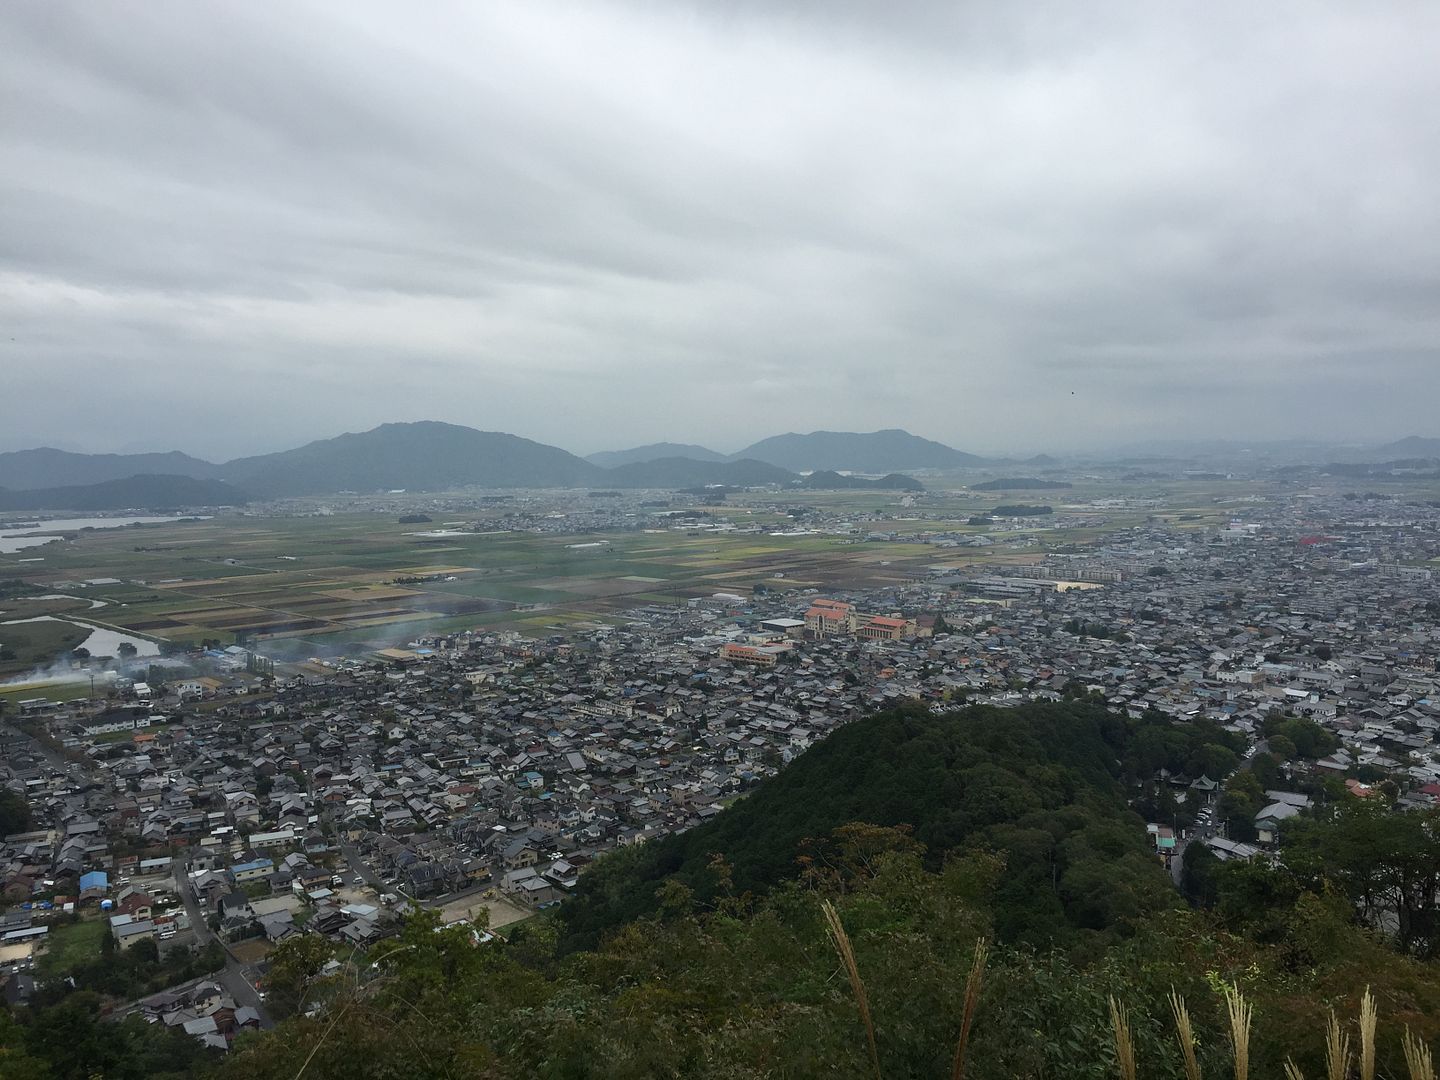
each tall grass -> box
[1225,985,1252,1080]
[1325,1008,1351,1080]
[1404,1027,1437,1080]
[1109,996,1138,1080]
[821,899,882,1080]
[815,901,1438,1080]
[950,938,988,1080]
[1359,987,1377,1080]
[1169,990,1201,1080]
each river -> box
[0,616,160,685]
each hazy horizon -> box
[0,417,1415,466]
[4,2,1438,459]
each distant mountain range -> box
[0,475,246,512]
[799,470,923,491]
[0,448,224,490]
[590,428,987,472]
[0,422,942,504]
[585,443,729,468]
[1370,436,1440,459]
[731,429,985,471]
[13,430,1440,505]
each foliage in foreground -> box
[216,828,1440,1080]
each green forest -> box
[5,702,1440,1079]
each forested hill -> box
[559,701,1241,952]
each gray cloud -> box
[2,0,1437,459]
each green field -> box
[0,477,1299,661]
[38,920,107,976]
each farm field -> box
[0,478,1261,659]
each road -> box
[175,853,273,1027]
[337,840,392,897]
[2,720,74,772]
[1169,738,1271,887]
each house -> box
[112,917,156,950]
[231,858,274,884]
[1253,802,1302,845]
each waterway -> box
[0,515,200,554]
[1,614,160,654]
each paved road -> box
[175,854,273,1027]
[2,720,74,772]
[337,840,390,896]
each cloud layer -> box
[3,1,1437,458]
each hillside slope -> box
[558,701,1187,952]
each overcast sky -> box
[3,2,1438,460]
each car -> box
[352,876,364,885]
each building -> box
[231,859,274,883]
[856,615,916,642]
[805,600,856,638]
[720,643,785,667]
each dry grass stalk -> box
[1325,1009,1352,1080]
[1359,988,1377,1080]
[821,899,882,1080]
[950,937,989,1080]
[1225,984,1252,1080]
[1108,996,1138,1080]
[1284,1061,1306,1080]
[1403,1027,1436,1080]
[1169,990,1202,1080]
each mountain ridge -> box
[733,428,986,471]
[0,448,223,490]
[0,422,980,496]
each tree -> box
[264,934,335,1017]
[1181,839,1221,906]
[1249,751,1282,789]
[0,1008,49,1080]
[116,641,138,659]
[1285,801,1440,957]
[1217,771,1265,842]
[0,788,32,836]
[1267,734,1298,760]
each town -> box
[4,483,1440,1050]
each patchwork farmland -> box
[0,476,1244,658]
[0,513,970,655]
